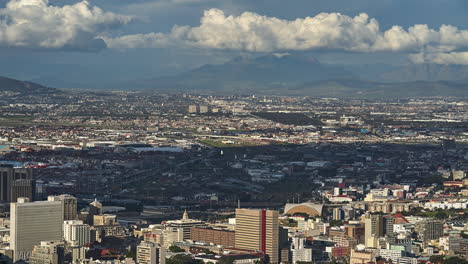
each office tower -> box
[199,105,209,113]
[28,241,64,264]
[364,214,383,248]
[48,194,77,220]
[415,221,444,243]
[63,220,90,247]
[11,198,64,261]
[0,167,33,202]
[188,105,197,113]
[383,216,395,236]
[235,208,279,264]
[137,241,165,264]
[11,179,35,202]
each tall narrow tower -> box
[235,208,279,263]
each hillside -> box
[0,76,57,94]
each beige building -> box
[28,241,64,264]
[93,214,117,226]
[349,250,375,264]
[235,208,279,264]
[137,241,165,264]
[11,198,64,261]
[365,214,383,248]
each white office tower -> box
[137,241,165,264]
[64,220,91,247]
[291,237,312,264]
[11,197,64,261]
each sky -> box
[2,0,468,88]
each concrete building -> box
[93,214,117,226]
[137,241,165,264]
[415,221,444,243]
[28,241,65,264]
[235,208,279,264]
[11,198,64,261]
[89,199,103,216]
[290,237,312,264]
[48,194,78,220]
[0,167,33,202]
[11,179,35,202]
[64,220,90,247]
[349,250,375,264]
[365,214,383,248]
[165,211,205,241]
[190,227,235,247]
[188,105,197,113]
[199,105,209,114]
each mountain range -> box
[1,54,468,98]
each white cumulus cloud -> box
[104,8,468,64]
[0,0,132,50]
[409,52,468,65]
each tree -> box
[219,256,235,264]
[169,245,186,253]
[125,250,136,261]
[166,254,202,264]
[329,220,343,227]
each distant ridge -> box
[133,54,468,98]
[0,76,57,94]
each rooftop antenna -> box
[237,200,241,209]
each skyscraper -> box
[0,167,33,202]
[11,179,35,202]
[235,208,279,264]
[364,214,383,248]
[383,216,395,236]
[48,194,78,220]
[137,241,165,264]
[11,198,64,261]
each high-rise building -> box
[415,221,444,243]
[137,241,165,264]
[28,241,64,264]
[48,194,77,220]
[11,179,36,202]
[11,198,64,261]
[364,214,383,248]
[0,167,33,202]
[63,220,91,247]
[235,208,279,264]
[383,216,395,236]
